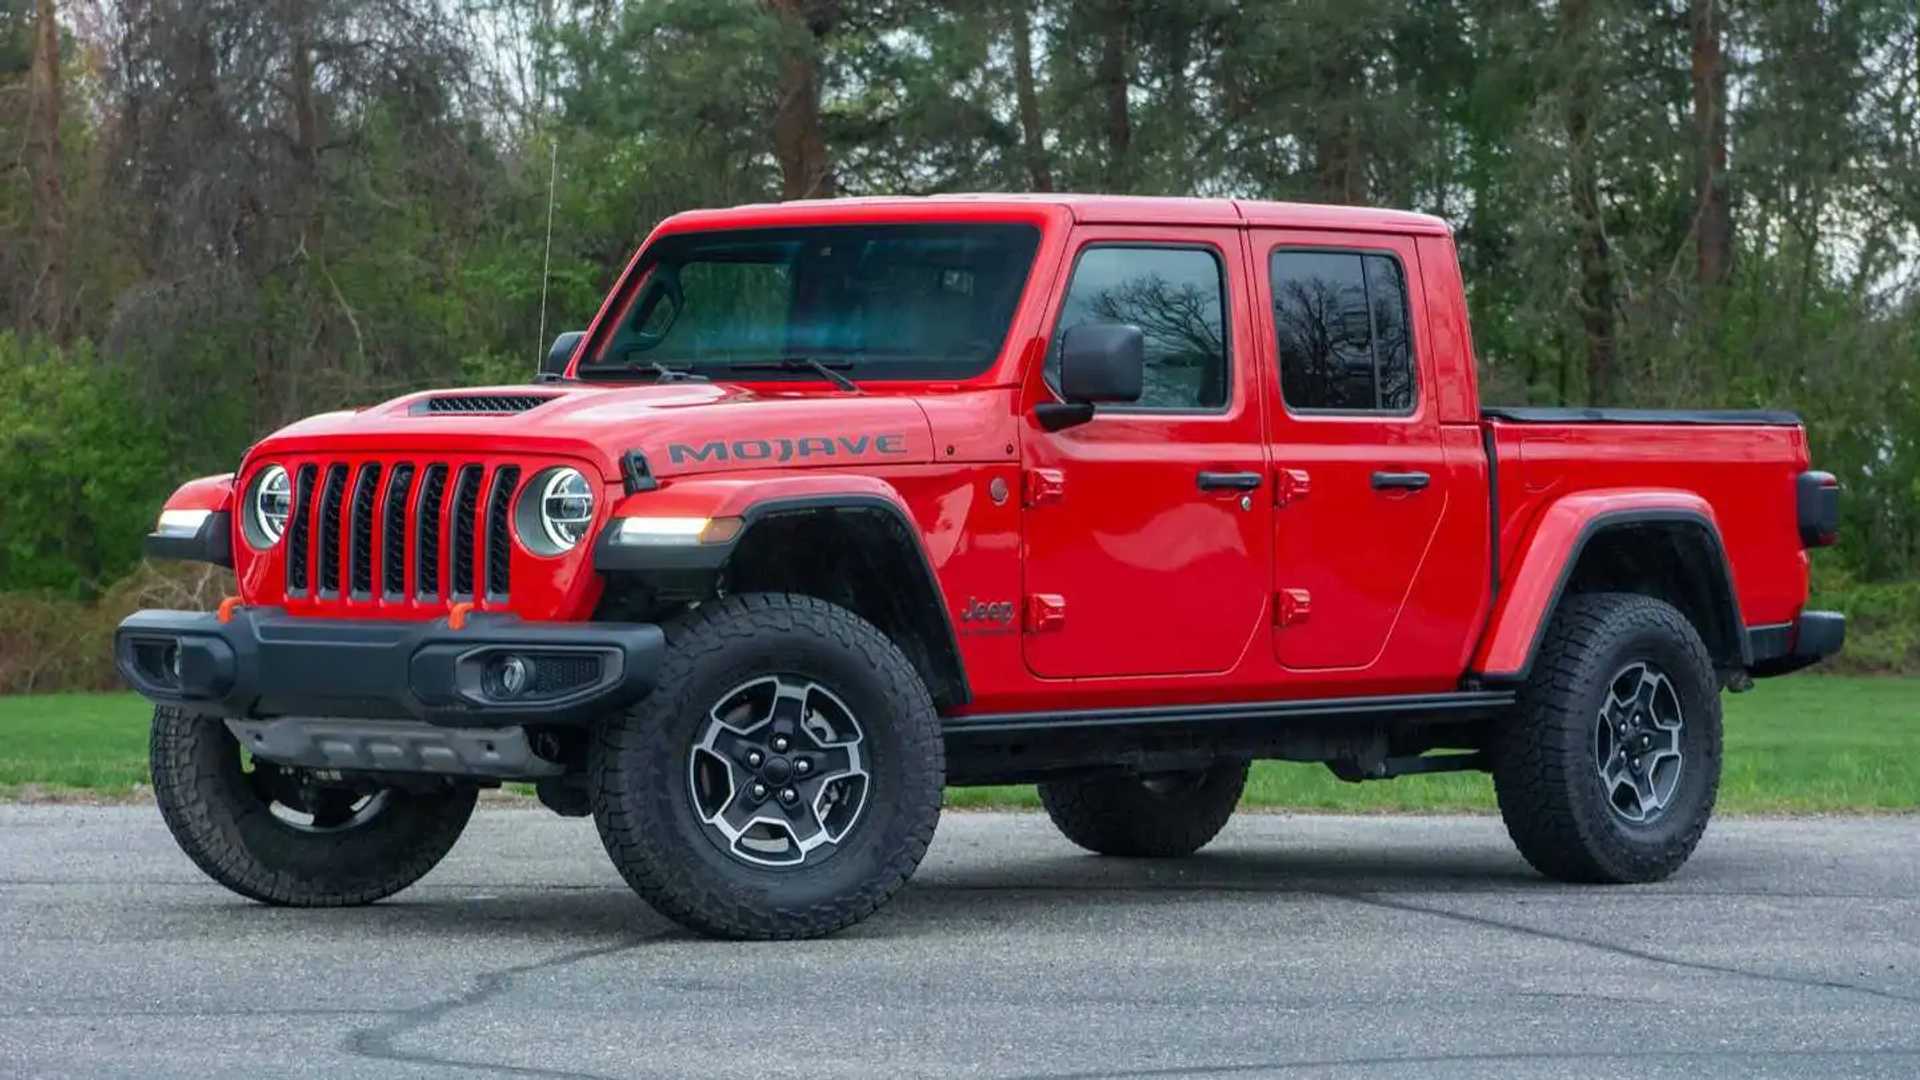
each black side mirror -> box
[539,331,584,383]
[1037,323,1144,431]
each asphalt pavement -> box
[2,805,1917,1079]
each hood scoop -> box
[411,393,559,415]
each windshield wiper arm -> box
[728,356,860,393]
[574,359,710,382]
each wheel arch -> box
[1473,492,1751,683]
[594,479,969,711]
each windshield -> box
[578,223,1041,382]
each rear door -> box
[1252,231,1449,671]
[1020,227,1270,678]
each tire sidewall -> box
[604,600,941,917]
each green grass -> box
[3,678,1917,811]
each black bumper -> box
[1748,610,1846,678]
[115,607,664,727]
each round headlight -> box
[250,465,291,546]
[538,468,594,551]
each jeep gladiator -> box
[118,195,1844,939]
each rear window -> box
[1270,250,1416,413]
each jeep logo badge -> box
[959,597,1014,626]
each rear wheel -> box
[1491,592,1722,883]
[1038,759,1249,857]
[149,706,477,905]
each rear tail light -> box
[1797,470,1839,547]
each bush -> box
[1809,564,1920,675]
[0,561,232,694]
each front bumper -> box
[115,607,664,727]
[1748,610,1846,678]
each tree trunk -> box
[1011,0,1053,192]
[1563,0,1616,404]
[1690,0,1732,289]
[766,0,837,200]
[1313,55,1365,205]
[1097,0,1130,191]
[25,0,66,337]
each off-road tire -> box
[589,593,944,940]
[1491,592,1722,884]
[1038,758,1250,857]
[149,705,478,905]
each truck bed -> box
[1481,410,1813,635]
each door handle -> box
[1371,470,1431,491]
[1197,471,1263,492]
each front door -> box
[1020,228,1270,679]
[1253,231,1449,671]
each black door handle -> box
[1197,471,1263,492]
[1371,470,1431,491]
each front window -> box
[578,223,1042,382]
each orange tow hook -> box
[448,601,475,631]
[216,596,244,624]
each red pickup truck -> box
[119,195,1843,939]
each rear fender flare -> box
[1471,489,1750,682]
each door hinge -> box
[1024,467,1066,508]
[1026,593,1067,633]
[1274,588,1312,627]
[1274,467,1311,507]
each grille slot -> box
[382,464,414,598]
[485,466,520,600]
[348,463,381,597]
[316,465,349,595]
[419,394,553,415]
[449,465,483,599]
[415,464,448,601]
[285,464,318,595]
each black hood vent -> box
[414,394,556,415]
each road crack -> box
[342,932,672,1079]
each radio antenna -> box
[536,137,558,372]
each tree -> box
[1009,0,1052,191]
[1560,0,1618,404]
[1691,0,1731,289]
[23,0,62,336]
[766,0,838,199]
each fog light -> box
[491,654,532,698]
[168,644,183,685]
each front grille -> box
[449,465,483,599]
[348,463,380,597]
[280,458,533,610]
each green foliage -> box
[0,334,175,594]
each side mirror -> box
[1037,323,1144,431]
[539,331,584,383]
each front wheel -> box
[590,594,944,939]
[1491,592,1723,884]
[150,706,478,905]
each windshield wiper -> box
[728,356,860,393]
[576,360,710,382]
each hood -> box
[251,382,939,482]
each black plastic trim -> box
[945,690,1516,736]
[1748,611,1846,677]
[1482,425,1501,603]
[1481,406,1802,426]
[593,493,971,705]
[621,449,659,494]
[1476,508,1752,684]
[114,607,664,727]
[144,510,234,569]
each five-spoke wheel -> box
[1593,662,1685,823]
[689,675,871,867]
